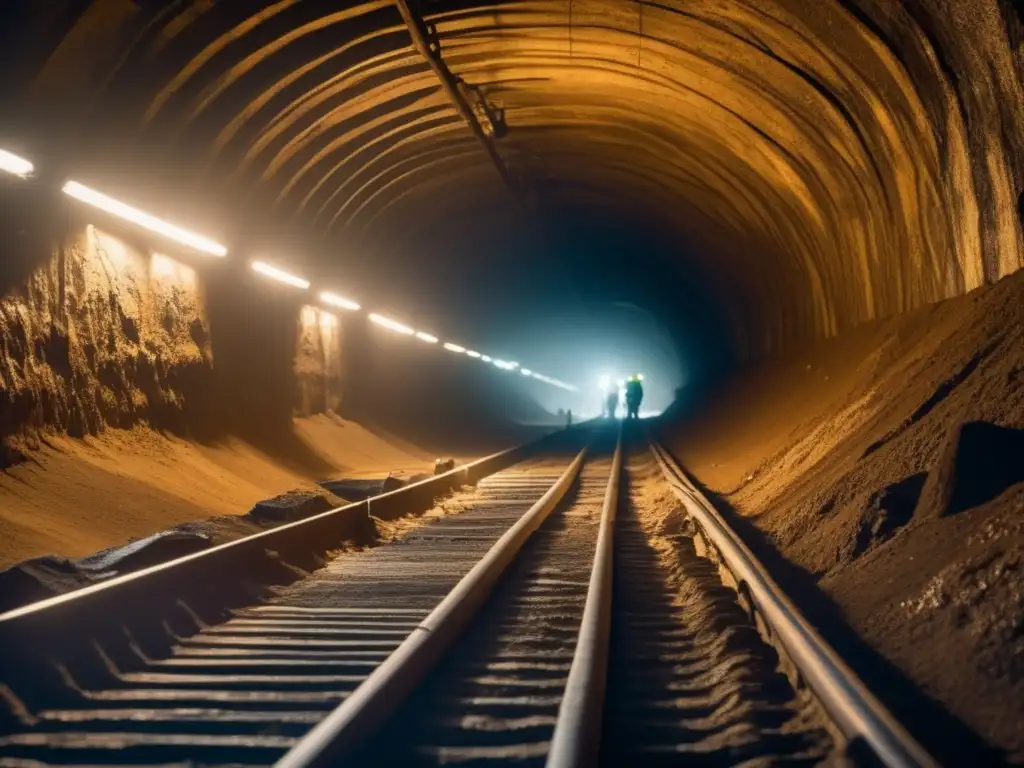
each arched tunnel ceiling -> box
[5,0,1024,360]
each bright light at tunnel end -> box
[62,181,228,257]
[320,291,360,311]
[0,149,34,178]
[251,260,310,289]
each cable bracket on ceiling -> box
[394,0,520,201]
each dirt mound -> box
[660,269,1024,760]
[0,415,434,569]
[852,472,926,557]
[0,555,96,613]
[320,471,433,502]
[916,421,1024,520]
[0,484,354,613]
[248,488,343,524]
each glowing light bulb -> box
[0,149,34,178]
[251,261,310,288]
[369,313,414,335]
[320,291,360,311]
[63,181,227,256]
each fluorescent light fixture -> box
[0,149,33,178]
[493,359,518,370]
[415,331,439,344]
[62,181,227,256]
[251,260,310,289]
[520,368,533,376]
[465,350,482,359]
[320,291,360,311]
[531,371,580,391]
[444,342,466,353]
[369,313,414,335]
[481,355,492,363]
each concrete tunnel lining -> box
[4,0,1023,365]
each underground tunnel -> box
[0,0,1022,764]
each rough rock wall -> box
[0,226,211,463]
[294,305,344,418]
[647,0,1024,357]
[0,223,353,462]
[843,0,1024,288]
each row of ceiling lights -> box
[0,149,578,392]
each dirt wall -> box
[294,304,344,418]
[0,222,353,463]
[0,216,550,464]
[0,225,212,462]
[660,269,1024,761]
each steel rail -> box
[0,429,567,689]
[277,446,590,767]
[648,436,938,768]
[545,424,622,768]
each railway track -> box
[0,423,935,767]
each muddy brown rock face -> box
[0,227,212,447]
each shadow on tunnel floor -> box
[349,415,559,460]
[676,467,1005,765]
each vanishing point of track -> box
[0,423,935,767]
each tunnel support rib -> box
[392,0,520,202]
